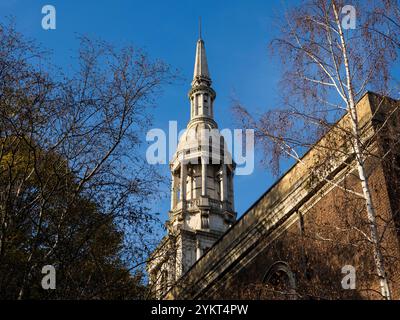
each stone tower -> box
[148,35,236,298]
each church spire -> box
[193,38,210,81]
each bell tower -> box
[148,33,236,298]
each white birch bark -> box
[332,2,392,300]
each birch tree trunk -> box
[332,2,392,300]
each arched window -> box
[194,95,199,116]
[191,97,194,118]
[203,95,209,115]
[196,94,201,115]
[262,261,297,300]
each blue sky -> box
[0,0,300,224]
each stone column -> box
[170,172,177,210]
[230,171,235,211]
[180,163,187,202]
[219,174,223,202]
[187,173,192,201]
[221,165,228,202]
[190,175,194,200]
[201,159,207,197]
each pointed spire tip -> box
[193,31,210,80]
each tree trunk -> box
[333,2,392,300]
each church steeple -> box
[147,31,236,299]
[193,38,210,81]
[188,34,216,125]
[193,17,209,81]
